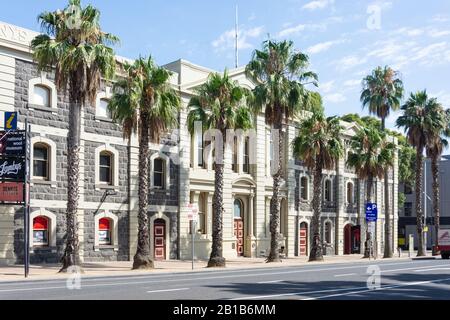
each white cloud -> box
[277,24,306,37]
[320,80,335,93]
[302,0,334,11]
[432,14,450,23]
[212,26,264,51]
[432,91,450,107]
[324,93,347,103]
[335,55,368,71]
[429,29,450,38]
[343,79,362,88]
[306,39,345,54]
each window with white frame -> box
[97,98,112,119]
[99,151,113,185]
[300,176,309,201]
[347,182,354,204]
[243,137,250,174]
[153,158,165,189]
[33,143,50,181]
[33,216,49,246]
[324,179,332,202]
[33,85,51,108]
[232,136,238,173]
[98,218,112,245]
[197,131,204,168]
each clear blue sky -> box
[1,0,450,130]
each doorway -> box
[344,224,352,255]
[233,199,244,256]
[299,222,308,256]
[153,219,166,260]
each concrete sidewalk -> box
[0,253,418,282]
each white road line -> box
[0,261,444,293]
[232,286,369,300]
[304,277,450,300]
[415,268,450,272]
[147,288,189,294]
[382,265,444,273]
[257,280,284,284]
[0,260,439,289]
[334,273,357,277]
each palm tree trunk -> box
[60,102,82,273]
[309,159,323,262]
[416,149,426,256]
[431,157,440,255]
[381,118,393,258]
[267,125,283,263]
[363,175,374,258]
[208,160,226,267]
[133,113,154,269]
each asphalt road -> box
[0,259,449,300]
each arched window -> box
[300,176,309,201]
[324,179,332,202]
[347,182,354,204]
[324,221,332,244]
[234,199,242,219]
[33,143,49,181]
[98,218,112,245]
[153,158,165,189]
[99,151,113,185]
[33,85,51,108]
[97,98,111,119]
[33,216,49,246]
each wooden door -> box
[299,223,308,256]
[344,224,352,255]
[234,219,244,256]
[154,219,166,260]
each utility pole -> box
[424,159,428,255]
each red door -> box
[299,223,308,256]
[234,219,244,256]
[154,219,166,260]
[344,224,352,255]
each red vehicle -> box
[437,229,450,259]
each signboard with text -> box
[4,112,17,131]
[366,203,378,222]
[0,131,26,155]
[187,203,199,222]
[0,182,24,203]
[0,157,25,181]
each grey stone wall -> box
[148,150,179,207]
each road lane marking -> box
[0,259,439,288]
[415,267,450,272]
[257,280,284,284]
[304,277,450,300]
[334,273,357,277]
[0,261,445,293]
[147,288,189,294]
[232,286,369,300]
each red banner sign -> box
[0,182,24,203]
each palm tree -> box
[246,40,318,262]
[347,126,395,258]
[31,0,118,272]
[293,112,344,261]
[187,71,253,268]
[396,90,442,257]
[361,66,404,258]
[109,57,181,269]
[425,106,449,255]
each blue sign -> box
[4,112,17,131]
[366,203,378,222]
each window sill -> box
[30,246,57,253]
[94,245,119,252]
[95,184,119,191]
[28,103,57,114]
[94,116,113,123]
[31,180,57,187]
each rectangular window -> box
[33,144,49,180]
[99,153,112,185]
[153,158,164,189]
[404,184,413,195]
[33,230,48,246]
[197,132,204,167]
[232,137,238,173]
[404,202,413,217]
[243,137,250,174]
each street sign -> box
[0,157,25,180]
[4,112,17,131]
[366,203,378,222]
[0,182,24,203]
[0,131,26,155]
[187,203,199,222]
